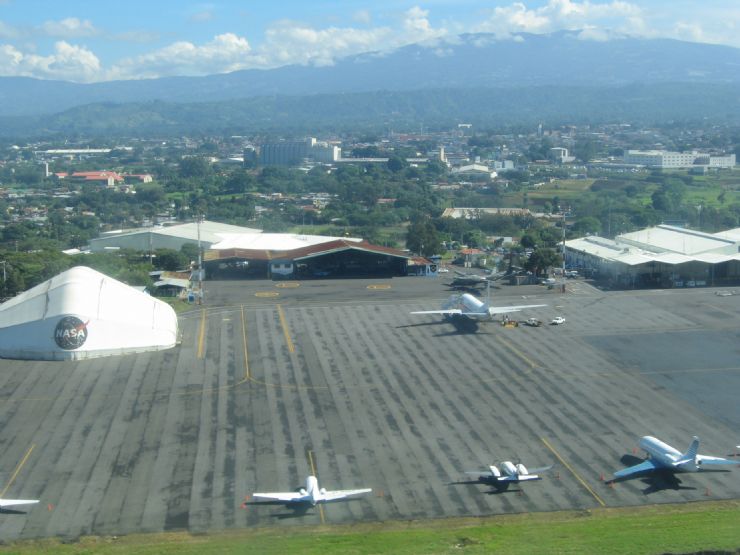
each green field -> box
[2,500,739,555]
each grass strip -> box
[1,500,738,555]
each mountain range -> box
[1,31,739,135]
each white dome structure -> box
[0,266,178,360]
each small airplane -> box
[411,281,545,329]
[612,436,740,480]
[466,461,552,489]
[252,475,371,506]
[448,270,494,289]
[0,498,38,510]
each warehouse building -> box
[565,224,740,288]
[90,220,261,252]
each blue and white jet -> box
[613,436,740,480]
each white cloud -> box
[108,32,251,79]
[259,20,394,67]
[673,22,705,43]
[189,11,214,23]
[0,20,19,39]
[474,0,644,40]
[0,40,101,81]
[41,17,99,39]
[353,10,372,25]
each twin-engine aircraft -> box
[252,475,371,506]
[466,461,553,490]
[613,436,740,480]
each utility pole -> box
[561,210,567,292]
[197,216,204,305]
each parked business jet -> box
[252,475,371,506]
[412,289,545,324]
[0,498,38,509]
[466,461,552,489]
[613,436,740,480]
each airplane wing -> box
[0,499,39,508]
[527,465,554,474]
[487,304,547,315]
[321,488,372,502]
[512,475,542,482]
[410,309,463,315]
[696,455,740,466]
[613,459,659,479]
[251,492,306,503]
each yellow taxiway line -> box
[307,449,325,524]
[0,444,35,499]
[197,308,207,359]
[277,305,295,354]
[541,437,606,507]
[240,305,250,381]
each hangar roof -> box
[617,225,734,255]
[290,240,410,261]
[97,220,261,246]
[714,227,740,241]
[205,239,412,262]
[566,235,740,267]
[210,232,360,251]
[0,266,177,360]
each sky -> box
[0,0,738,83]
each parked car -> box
[550,316,566,325]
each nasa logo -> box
[54,316,88,350]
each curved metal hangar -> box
[204,236,415,280]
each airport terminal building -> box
[565,224,740,288]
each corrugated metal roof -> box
[205,239,412,263]
[210,232,359,251]
[618,225,733,255]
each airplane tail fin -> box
[682,436,700,461]
[675,436,701,471]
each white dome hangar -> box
[0,266,178,361]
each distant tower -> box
[44,162,50,177]
[538,123,543,137]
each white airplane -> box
[613,436,740,480]
[466,461,553,488]
[0,498,38,510]
[411,286,545,326]
[252,475,371,506]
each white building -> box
[623,150,736,169]
[90,220,261,252]
[550,147,575,164]
[450,164,497,179]
[0,267,178,360]
[565,224,740,288]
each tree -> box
[178,157,212,179]
[406,218,442,257]
[571,216,602,236]
[154,249,189,271]
[525,248,561,276]
[520,234,537,249]
[573,139,600,162]
[387,156,407,173]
